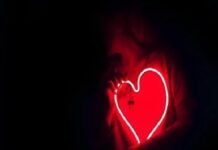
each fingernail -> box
[117,83,121,87]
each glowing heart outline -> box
[114,68,169,144]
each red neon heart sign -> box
[114,68,169,145]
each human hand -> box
[102,53,126,125]
[106,75,125,126]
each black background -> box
[1,0,218,149]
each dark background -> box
[1,0,218,149]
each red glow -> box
[114,68,169,146]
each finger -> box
[116,73,123,83]
[106,83,114,106]
[108,80,116,91]
[106,106,116,126]
[116,72,127,83]
[114,78,121,87]
[110,77,120,90]
[123,75,127,81]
